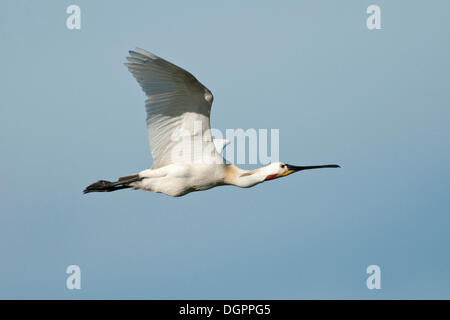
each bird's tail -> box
[83,174,142,194]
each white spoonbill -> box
[84,48,339,197]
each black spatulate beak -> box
[286,164,340,172]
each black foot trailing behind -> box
[83,174,141,194]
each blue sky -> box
[0,0,449,299]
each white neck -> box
[223,165,269,188]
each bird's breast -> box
[138,163,226,196]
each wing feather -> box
[125,48,222,168]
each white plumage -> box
[84,48,339,197]
[125,48,222,169]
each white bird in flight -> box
[84,48,339,197]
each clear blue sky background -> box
[0,0,449,299]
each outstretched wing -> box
[125,48,223,168]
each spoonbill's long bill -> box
[84,48,339,197]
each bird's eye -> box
[280,164,285,168]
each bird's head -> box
[264,162,340,181]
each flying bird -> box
[84,48,339,197]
